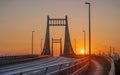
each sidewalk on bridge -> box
[84,59,105,75]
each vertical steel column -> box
[89,3,91,57]
[110,46,111,56]
[32,31,35,55]
[52,38,53,56]
[85,2,91,68]
[40,39,43,55]
[74,39,76,54]
[83,30,86,55]
[85,2,91,56]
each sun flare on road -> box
[80,50,85,54]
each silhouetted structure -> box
[41,16,75,55]
[52,38,62,56]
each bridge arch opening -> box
[50,26,64,56]
[52,43,60,56]
[51,38,62,56]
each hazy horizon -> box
[0,0,120,56]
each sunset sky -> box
[0,0,120,56]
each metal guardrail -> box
[1,56,89,75]
[0,55,38,60]
[70,62,89,75]
[0,55,51,66]
[46,59,89,75]
[106,57,115,75]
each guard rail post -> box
[58,64,62,75]
[44,67,48,75]
[20,73,23,75]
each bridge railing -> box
[46,58,89,75]
[0,55,51,66]
[106,57,115,75]
[4,56,89,75]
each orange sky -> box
[0,0,120,56]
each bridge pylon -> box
[41,16,75,55]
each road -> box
[84,56,111,75]
[0,56,80,75]
[1,56,110,75]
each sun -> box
[81,50,85,54]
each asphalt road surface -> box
[0,56,79,75]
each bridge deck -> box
[84,56,110,75]
[0,56,79,75]
[84,59,104,75]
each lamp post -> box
[74,39,76,54]
[110,46,112,56]
[113,48,115,55]
[85,2,91,56]
[32,31,35,55]
[83,30,86,55]
[41,39,43,54]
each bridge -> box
[0,16,115,75]
[41,16,75,55]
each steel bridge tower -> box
[41,16,75,55]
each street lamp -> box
[32,31,35,55]
[41,39,43,54]
[83,30,86,55]
[85,2,91,56]
[74,39,76,54]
